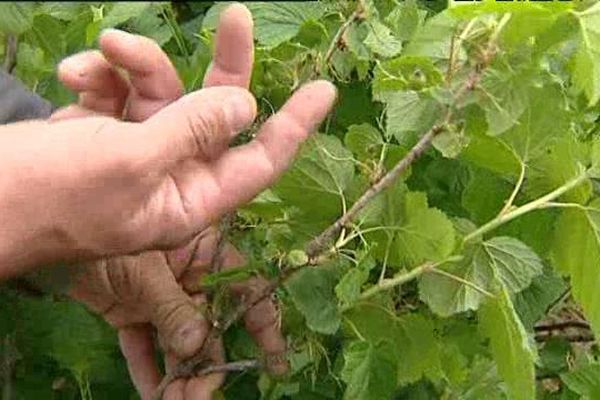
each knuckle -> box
[185,101,229,160]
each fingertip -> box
[173,318,207,359]
[222,2,254,29]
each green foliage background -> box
[3,1,600,399]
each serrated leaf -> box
[245,2,326,48]
[573,2,600,106]
[273,134,354,221]
[363,19,402,58]
[341,341,397,400]
[385,0,425,41]
[479,287,536,400]
[552,198,600,340]
[360,181,456,268]
[385,91,442,146]
[344,304,443,386]
[420,237,543,316]
[285,266,341,334]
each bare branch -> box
[3,34,17,74]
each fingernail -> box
[224,92,257,133]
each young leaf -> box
[420,237,543,316]
[479,287,537,400]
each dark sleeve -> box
[0,70,55,124]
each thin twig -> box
[316,2,364,77]
[3,34,17,74]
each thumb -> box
[127,86,256,168]
[145,278,210,359]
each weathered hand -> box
[71,229,286,400]
[50,5,290,399]
[0,5,336,278]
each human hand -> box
[50,5,290,399]
[0,4,336,278]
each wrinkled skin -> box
[0,7,336,278]
[42,4,331,399]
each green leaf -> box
[246,2,326,48]
[99,2,151,29]
[500,84,569,162]
[526,135,592,205]
[420,237,543,316]
[363,19,402,58]
[372,56,444,100]
[403,11,461,60]
[273,134,355,221]
[552,198,600,339]
[479,67,531,136]
[285,266,341,335]
[335,255,375,307]
[479,287,537,400]
[344,123,384,162]
[0,3,34,34]
[360,181,456,268]
[341,340,398,400]
[344,304,443,386]
[561,362,600,399]
[573,3,600,106]
[462,167,513,225]
[385,91,442,146]
[460,113,522,177]
[385,0,425,41]
[513,267,566,330]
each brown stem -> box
[305,124,444,258]
[3,34,17,74]
[152,359,260,399]
[534,321,591,332]
[535,333,594,343]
